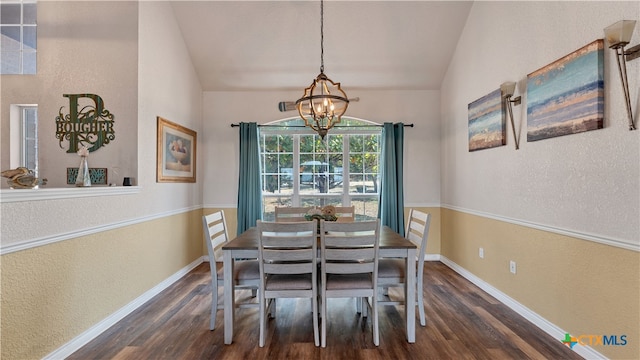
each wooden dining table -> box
[222,225,417,345]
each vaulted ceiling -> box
[170,1,473,92]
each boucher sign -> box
[56,94,115,153]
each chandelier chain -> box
[295,0,349,139]
[320,0,324,74]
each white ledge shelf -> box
[0,186,141,203]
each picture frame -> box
[526,39,604,142]
[468,88,506,151]
[156,116,197,183]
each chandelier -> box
[295,0,349,139]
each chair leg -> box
[259,295,266,347]
[312,293,319,346]
[361,298,369,318]
[269,298,276,318]
[371,297,379,346]
[321,291,327,347]
[356,297,361,313]
[417,276,426,326]
[210,283,218,330]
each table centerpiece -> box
[305,205,338,233]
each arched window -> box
[259,117,382,221]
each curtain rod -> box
[230,123,414,128]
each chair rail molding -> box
[442,204,639,252]
[0,186,141,203]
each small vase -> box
[76,156,91,187]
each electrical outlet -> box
[479,247,484,259]
[510,260,517,274]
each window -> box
[9,104,38,175]
[1,0,37,74]
[260,118,381,221]
[21,106,37,174]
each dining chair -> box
[331,205,355,222]
[203,210,260,330]
[377,209,431,326]
[256,220,319,347]
[320,219,381,347]
[274,206,313,222]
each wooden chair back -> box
[203,210,229,265]
[332,206,355,222]
[274,206,313,222]
[320,219,380,276]
[257,220,317,276]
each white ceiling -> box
[170,1,473,92]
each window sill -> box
[0,186,141,203]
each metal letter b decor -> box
[55,94,116,153]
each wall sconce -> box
[604,20,639,131]
[500,81,522,150]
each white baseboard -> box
[439,256,605,360]
[425,254,440,262]
[43,257,204,360]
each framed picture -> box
[468,88,506,151]
[526,39,604,142]
[157,116,197,183]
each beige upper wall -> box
[0,1,139,188]
[201,89,442,209]
[1,1,204,249]
[2,3,206,359]
[440,2,640,359]
[441,1,639,247]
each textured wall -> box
[1,1,203,248]
[441,208,639,360]
[0,1,139,188]
[1,2,204,358]
[201,89,442,210]
[441,1,639,246]
[0,210,203,360]
[440,2,640,359]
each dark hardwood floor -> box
[68,262,582,359]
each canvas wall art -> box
[468,88,505,151]
[526,40,604,142]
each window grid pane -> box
[21,106,38,176]
[260,120,381,220]
[0,4,21,24]
[261,134,294,195]
[1,1,37,75]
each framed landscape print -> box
[156,116,197,183]
[468,88,506,151]
[526,39,604,142]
